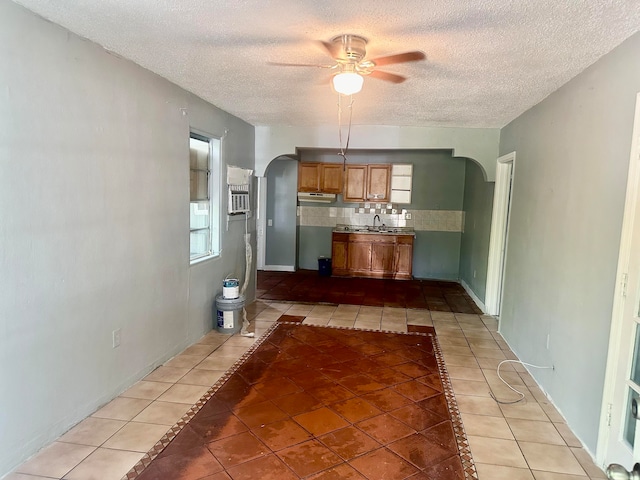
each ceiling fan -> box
[270,34,426,95]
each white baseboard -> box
[262,265,295,272]
[460,279,487,314]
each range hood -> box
[297,192,336,203]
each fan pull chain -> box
[338,93,355,168]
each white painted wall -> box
[498,32,640,454]
[0,2,255,475]
[255,125,500,180]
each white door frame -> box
[256,176,267,270]
[597,92,640,467]
[485,152,516,317]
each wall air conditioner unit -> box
[297,192,336,203]
[228,184,250,214]
[227,165,253,215]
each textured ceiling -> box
[13,0,640,128]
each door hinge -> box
[607,403,613,427]
[622,273,629,297]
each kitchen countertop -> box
[333,224,416,236]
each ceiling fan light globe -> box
[333,72,364,95]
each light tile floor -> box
[8,300,606,480]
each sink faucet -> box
[373,215,381,227]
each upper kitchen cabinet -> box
[320,163,343,194]
[343,164,391,202]
[298,163,343,193]
[298,163,320,192]
[343,165,368,202]
[367,164,391,201]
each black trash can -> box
[318,256,332,277]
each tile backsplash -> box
[298,205,463,232]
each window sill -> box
[190,253,220,266]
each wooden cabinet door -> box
[371,242,395,273]
[343,165,367,202]
[395,237,414,279]
[348,240,371,272]
[320,164,343,194]
[298,163,320,192]
[367,164,391,201]
[331,233,348,274]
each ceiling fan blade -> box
[369,51,426,66]
[368,70,406,84]
[268,61,335,69]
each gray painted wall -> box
[265,158,298,268]
[459,160,495,303]
[0,2,255,474]
[412,232,462,280]
[296,150,466,279]
[498,32,640,452]
[298,226,334,269]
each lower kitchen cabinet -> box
[331,232,414,279]
[394,237,414,277]
[348,240,372,273]
[371,242,395,273]
[331,233,348,271]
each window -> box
[190,132,220,262]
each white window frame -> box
[189,131,221,264]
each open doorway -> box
[258,157,298,272]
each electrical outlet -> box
[405,213,412,220]
[112,329,121,348]
[267,219,273,226]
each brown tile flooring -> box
[9,276,606,480]
[132,322,473,480]
[257,270,482,313]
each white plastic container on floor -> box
[215,294,245,334]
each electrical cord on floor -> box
[490,360,554,404]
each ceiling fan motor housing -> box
[332,34,367,63]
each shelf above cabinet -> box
[390,163,413,204]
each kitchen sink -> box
[335,225,409,234]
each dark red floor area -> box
[131,323,475,480]
[257,270,482,314]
